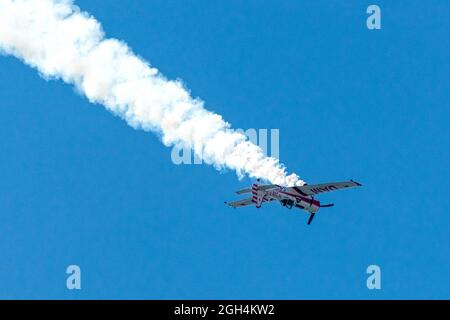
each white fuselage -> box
[260,186,321,213]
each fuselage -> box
[262,186,320,213]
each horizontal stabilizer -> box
[236,184,277,195]
[236,188,251,195]
[225,198,254,208]
[258,184,278,191]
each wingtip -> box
[224,201,236,209]
[351,179,362,186]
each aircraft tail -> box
[251,180,264,208]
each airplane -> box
[225,179,362,225]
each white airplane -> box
[225,179,362,225]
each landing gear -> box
[307,212,316,225]
[280,199,295,209]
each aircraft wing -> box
[226,198,255,208]
[291,180,362,196]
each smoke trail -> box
[0,0,304,186]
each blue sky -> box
[0,0,448,299]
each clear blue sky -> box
[0,0,448,299]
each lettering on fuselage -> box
[266,187,287,198]
[310,185,338,194]
[266,189,281,197]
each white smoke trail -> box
[0,0,305,186]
